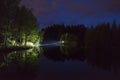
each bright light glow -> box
[26,42,34,47]
[61,41,64,43]
[34,41,40,47]
[22,41,40,47]
[40,41,64,47]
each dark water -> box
[0,46,120,80]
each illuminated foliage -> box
[0,0,39,47]
[14,6,39,46]
[60,33,78,47]
[0,0,20,47]
[60,33,78,55]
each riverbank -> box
[0,46,32,52]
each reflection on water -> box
[0,47,42,80]
[0,46,120,80]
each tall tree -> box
[14,6,38,46]
[0,0,20,47]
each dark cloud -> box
[21,0,120,16]
[88,0,120,14]
[21,0,57,15]
[21,0,120,28]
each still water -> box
[0,46,120,80]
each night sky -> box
[21,0,120,29]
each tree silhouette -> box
[14,6,38,46]
[0,0,38,47]
[0,0,20,47]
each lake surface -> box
[0,46,120,80]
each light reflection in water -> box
[0,46,120,80]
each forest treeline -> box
[41,20,120,50]
[42,21,120,72]
[0,0,38,47]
